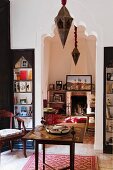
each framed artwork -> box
[26,81,32,92]
[20,106,28,116]
[20,98,27,104]
[19,81,26,92]
[54,94,62,102]
[14,82,20,92]
[56,81,62,90]
[66,75,92,91]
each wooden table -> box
[23,123,86,170]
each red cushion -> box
[64,116,86,123]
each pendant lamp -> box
[72,26,80,65]
[54,0,73,47]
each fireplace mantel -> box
[71,91,87,96]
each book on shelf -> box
[20,70,27,80]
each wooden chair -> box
[0,110,27,157]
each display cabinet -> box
[47,90,66,114]
[103,47,113,153]
[11,49,35,149]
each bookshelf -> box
[103,47,113,154]
[11,49,35,149]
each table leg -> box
[70,143,75,170]
[86,116,89,130]
[35,141,39,170]
[23,139,27,158]
[43,144,45,170]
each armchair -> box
[0,110,27,157]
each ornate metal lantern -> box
[54,0,73,47]
[72,26,80,65]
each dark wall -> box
[0,0,12,111]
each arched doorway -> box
[42,24,96,143]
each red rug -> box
[22,153,98,170]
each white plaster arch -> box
[42,21,97,129]
[33,0,103,151]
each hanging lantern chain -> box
[72,25,80,66]
[74,26,77,48]
[61,0,67,6]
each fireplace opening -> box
[71,96,87,115]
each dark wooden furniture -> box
[103,47,113,154]
[23,123,86,170]
[0,110,27,157]
[47,90,66,114]
[11,49,35,149]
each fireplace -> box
[66,91,92,115]
[71,95,87,115]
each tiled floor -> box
[0,144,113,170]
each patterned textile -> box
[0,129,22,137]
[64,116,87,123]
[22,153,98,170]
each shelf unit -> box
[103,47,113,154]
[14,68,33,130]
[11,49,35,149]
[47,90,66,114]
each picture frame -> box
[19,81,26,92]
[20,98,27,104]
[56,81,62,90]
[20,106,28,116]
[49,84,55,90]
[14,82,20,92]
[26,81,32,92]
[54,94,62,102]
[66,75,92,91]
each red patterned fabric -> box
[64,116,87,123]
[44,114,63,125]
[22,153,98,170]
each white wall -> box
[10,0,113,151]
[44,25,96,89]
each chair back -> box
[0,110,13,129]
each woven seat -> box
[0,110,27,157]
[0,129,22,137]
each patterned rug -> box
[22,153,98,170]
[83,131,94,144]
